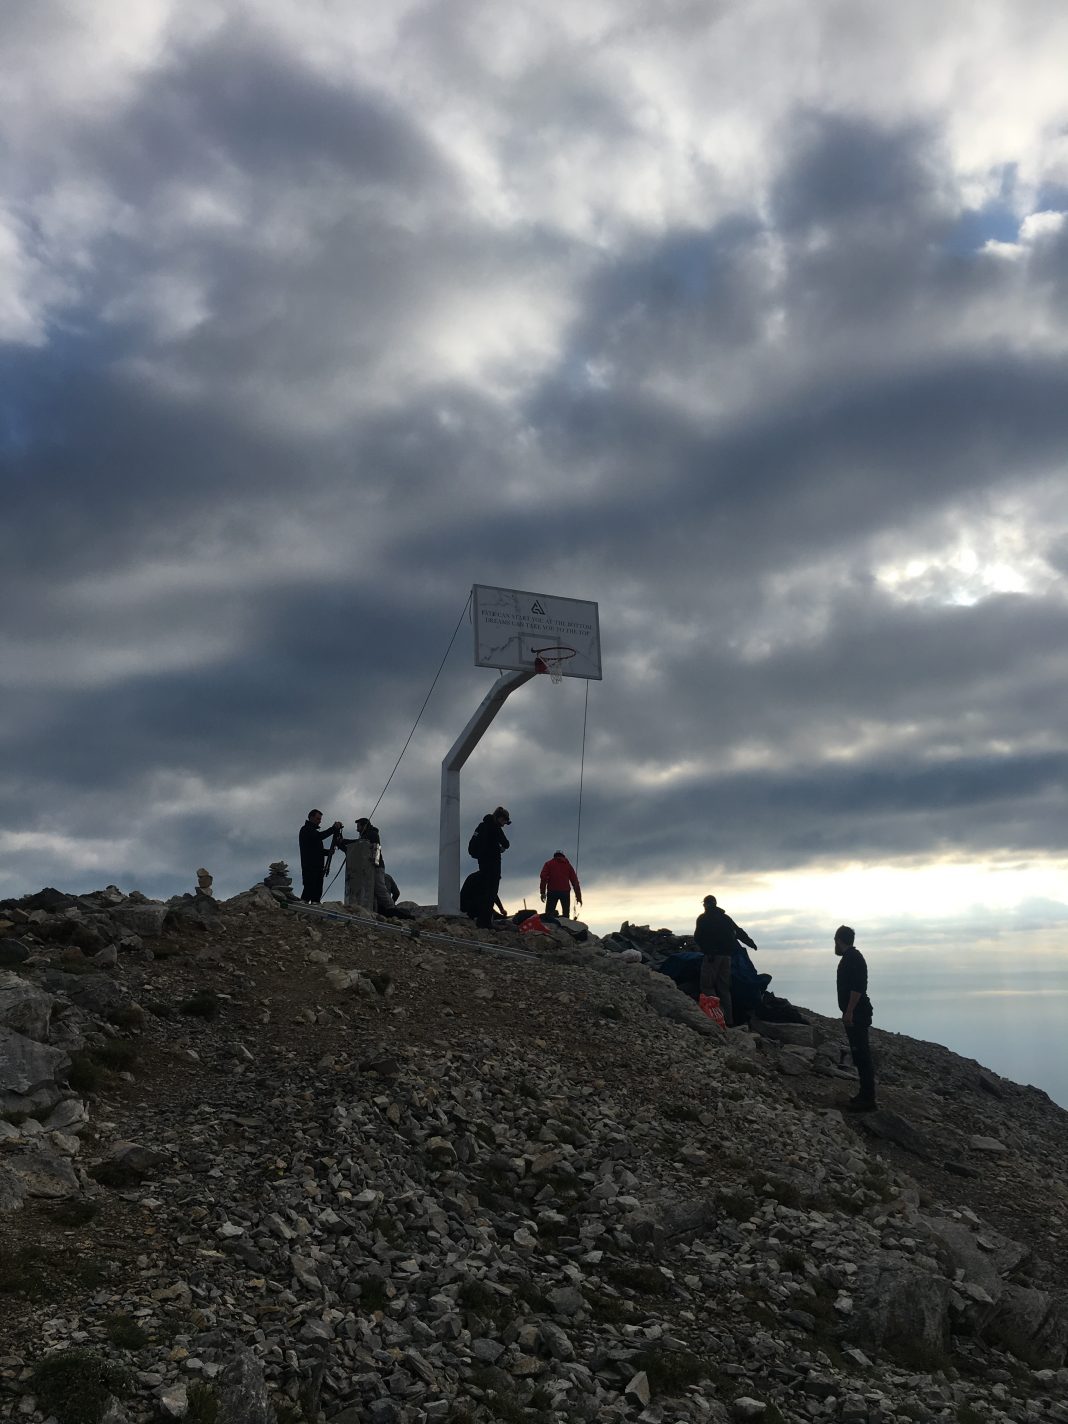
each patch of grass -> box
[601,1260,669,1296]
[30,1350,130,1424]
[957,1407,985,1424]
[0,1244,48,1298]
[0,1242,110,1298]
[104,1313,150,1349]
[180,988,221,1019]
[632,1347,709,1395]
[780,1247,807,1273]
[186,1382,220,1424]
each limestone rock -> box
[0,971,57,1040]
[0,1025,70,1113]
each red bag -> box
[698,993,727,1030]
[518,913,550,935]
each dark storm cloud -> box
[2,4,1067,930]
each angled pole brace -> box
[438,668,535,914]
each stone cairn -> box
[195,868,214,896]
[263,861,293,896]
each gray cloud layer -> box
[3,1,1067,943]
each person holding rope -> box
[299,809,343,904]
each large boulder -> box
[847,1256,952,1358]
[920,1215,1029,1301]
[986,1285,1068,1367]
[0,1026,71,1115]
[0,971,57,1040]
[108,903,169,938]
[214,1347,277,1424]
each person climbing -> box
[468,806,511,929]
[539,850,582,918]
[834,925,877,1112]
[693,894,757,1028]
[299,809,342,904]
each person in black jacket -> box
[468,806,511,929]
[693,895,757,1027]
[834,925,876,1111]
[299,810,342,904]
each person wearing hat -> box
[467,806,511,929]
[539,850,582,918]
[834,924,877,1111]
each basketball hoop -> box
[533,646,577,684]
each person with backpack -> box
[468,806,511,929]
[539,850,582,918]
[693,894,758,1027]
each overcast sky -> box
[3,0,1067,958]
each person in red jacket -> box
[539,851,582,918]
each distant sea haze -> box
[760,948,1068,1111]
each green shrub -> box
[180,989,221,1019]
[65,1051,101,1094]
[187,1381,220,1424]
[104,1313,150,1349]
[30,1350,129,1424]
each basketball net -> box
[533,647,575,684]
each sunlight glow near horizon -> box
[574,856,1068,950]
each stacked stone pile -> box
[0,887,1067,1424]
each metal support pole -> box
[438,668,535,914]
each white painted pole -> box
[438,668,535,914]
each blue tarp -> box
[656,946,772,1014]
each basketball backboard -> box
[472,584,602,680]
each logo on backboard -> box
[530,600,546,615]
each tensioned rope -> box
[574,677,589,873]
[323,592,472,895]
[368,591,472,820]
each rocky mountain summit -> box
[1,883,1067,1424]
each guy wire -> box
[575,676,589,872]
[369,591,472,819]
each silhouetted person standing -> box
[835,924,877,1112]
[299,809,341,904]
[468,806,511,929]
[693,894,757,1027]
[540,851,582,918]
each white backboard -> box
[473,584,602,680]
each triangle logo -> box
[530,600,546,616]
